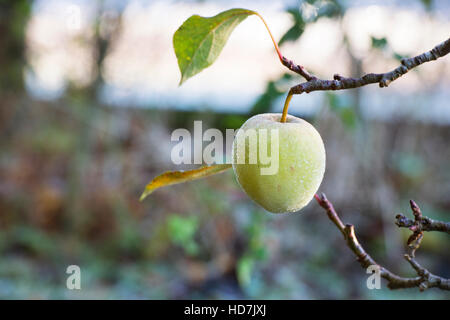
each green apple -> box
[232,113,326,213]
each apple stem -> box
[280,90,293,123]
[254,12,283,62]
[252,11,302,124]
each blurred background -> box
[0,0,449,299]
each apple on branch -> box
[232,113,326,213]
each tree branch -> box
[280,56,316,81]
[395,200,450,235]
[314,193,450,291]
[281,37,450,95]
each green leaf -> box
[173,8,255,85]
[140,164,232,201]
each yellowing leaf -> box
[140,164,232,201]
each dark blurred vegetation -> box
[0,0,449,299]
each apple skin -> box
[232,113,326,213]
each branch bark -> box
[281,37,450,95]
[314,193,450,291]
[396,200,450,235]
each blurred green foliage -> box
[237,212,267,288]
[0,0,448,300]
[278,8,305,46]
[371,36,388,50]
[250,73,293,115]
[326,92,357,130]
[0,0,30,92]
[167,215,199,256]
[391,152,426,180]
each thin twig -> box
[396,200,450,235]
[282,37,450,96]
[281,56,315,81]
[314,193,450,291]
